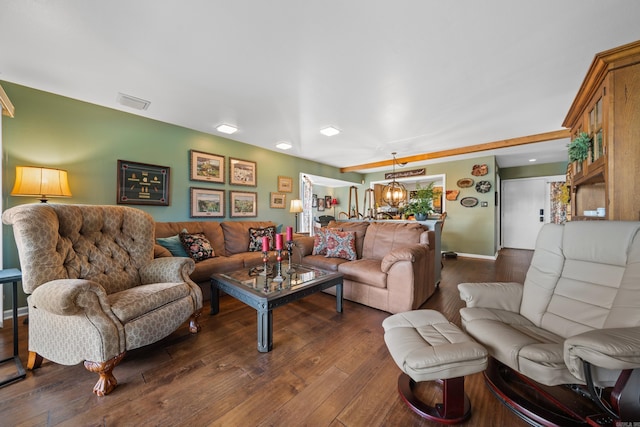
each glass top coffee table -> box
[210,264,343,352]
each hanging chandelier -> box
[382,152,407,208]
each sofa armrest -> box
[565,327,640,376]
[381,245,422,273]
[154,244,172,258]
[458,282,523,311]
[139,257,195,285]
[30,279,110,316]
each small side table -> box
[0,268,26,387]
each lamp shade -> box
[289,199,303,213]
[11,166,72,202]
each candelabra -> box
[261,250,270,293]
[273,249,284,286]
[286,240,295,274]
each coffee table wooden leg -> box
[257,308,273,352]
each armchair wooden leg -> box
[189,309,202,333]
[27,351,43,370]
[84,352,126,396]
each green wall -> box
[1,81,362,310]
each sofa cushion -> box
[325,230,357,261]
[362,222,426,259]
[155,221,226,259]
[108,282,192,323]
[156,234,190,257]
[248,226,277,251]
[302,254,348,271]
[179,232,214,262]
[338,259,387,288]
[221,221,277,256]
[327,221,370,259]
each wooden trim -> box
[340,129,570,173]
[563,40,640,128]
[0,83,15,118]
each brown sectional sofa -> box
[154,219,438,314]
[291,220,437,314]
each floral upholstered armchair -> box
[2,204,203,396]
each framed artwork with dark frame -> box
[324,195,332,208]
[190,187,225,218]
[317,197,325,211]
[270,192,286,209]
[230,191,258,217]
[277,176,293,193]
[312,194,318,207]
[190,150,225,183]
[117,160,170,206]
[229,158,257,186]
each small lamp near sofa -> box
[290,199,303,232]
[11,166,72,203]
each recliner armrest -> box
[139,256,195,284]
[458,282,523,311]
[565,327,640,377]
[30,279,109,316]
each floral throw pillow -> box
[179,232,214,262]
[312,227,329,255]
[248,226,277,252]
[324,229,357,261]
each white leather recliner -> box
[458,221,640,425]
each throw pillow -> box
[156,235,190,257]
[324,229,357,261]
[179,232,214,262]
[312,227,329,255]
[248,226,277,252]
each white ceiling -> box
[1,1,639,172]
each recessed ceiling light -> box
[320,126,340,137]
[276,141,292,150]
[529,158,537,162]
[216,124,238,134]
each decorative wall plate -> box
[475,180,492,193]
[445,190,460,201]
[471,164,488,176]
[457,178,474,188]
[460,197,479,207]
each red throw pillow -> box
[324,229,357,261]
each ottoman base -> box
[398,373,471,424]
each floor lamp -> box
[290,199,303,232]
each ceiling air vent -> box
[117,93,150,111]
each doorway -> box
[501,175,565,250]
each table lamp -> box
[290,199,303,232]
[11,166,72,203]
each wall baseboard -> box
[2,305,28,324]
[455,252,498,261]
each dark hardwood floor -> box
[0,249,533,426]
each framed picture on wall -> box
[270,192,286,208]
[277,176,293,192]
[229,158,257,186]
[190,187,225,218]
[317,197,325,211]
[312,194,318,207]
[117,160,170,206]
[230,191,258,217]
[190,150,225,183]
[324,195,332,208]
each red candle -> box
[286,226,293,242]
[262,236,270,252]
[275,233,283,250]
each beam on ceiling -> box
[0,83,15,118]
[340,129,571,173]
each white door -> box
[502,178,547,249]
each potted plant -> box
[567,132,592,172]
[406,182,436,221]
